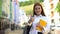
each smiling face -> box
[35,5,42,16]
[33,3,45,16]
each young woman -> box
[28,3,50,34]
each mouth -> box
[37,11,40,13]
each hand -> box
[28,17,34,24]
[36,23,42,27]
[36,23,40,27]
[44,30,50,34]
[36,23,44,30]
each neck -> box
[36,14,40,16]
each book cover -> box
[36,19,47,31]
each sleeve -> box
[43,17,50,33]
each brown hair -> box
[33,3,45,16]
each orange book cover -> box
[36,19,47,31]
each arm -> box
[43,17,50,34]
[43,23,50,34]
[28,17,34,26]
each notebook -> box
[36,19,47,32]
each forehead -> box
[35,5,41,8]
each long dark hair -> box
[33,3,45,16]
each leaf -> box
[55,2,60,13]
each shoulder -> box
[41,16,51,26]
[41,16,47,19]
[41,16,48,22]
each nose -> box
[36,9,40,12]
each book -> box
[36,19,47,32]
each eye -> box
[38,8,40,9]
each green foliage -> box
[0,0,2,17]
[39,0,44,2]
[55,2,60,13]
[26,10,33,15]
[20,1,33,7]
[20,0,44,7]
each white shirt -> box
[29,15,50,34]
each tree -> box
[55,2,60,15]
[19,0,44,7]
[0,0,2,17]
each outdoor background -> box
[0,0,60,34]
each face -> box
[35,5,42,16]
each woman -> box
[28,3,50,34]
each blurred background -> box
[0,0,60,34]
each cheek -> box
[39,9,42,13]
[38,11,41,14]
[35,10,37,14]
[38,9,42,13]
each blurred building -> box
[1,0,14,30]
[44,0,60,34]
[2,0,10,18]
[2,0,15,22]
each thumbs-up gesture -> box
[28,17,34,24]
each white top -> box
[29,15,50,34]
